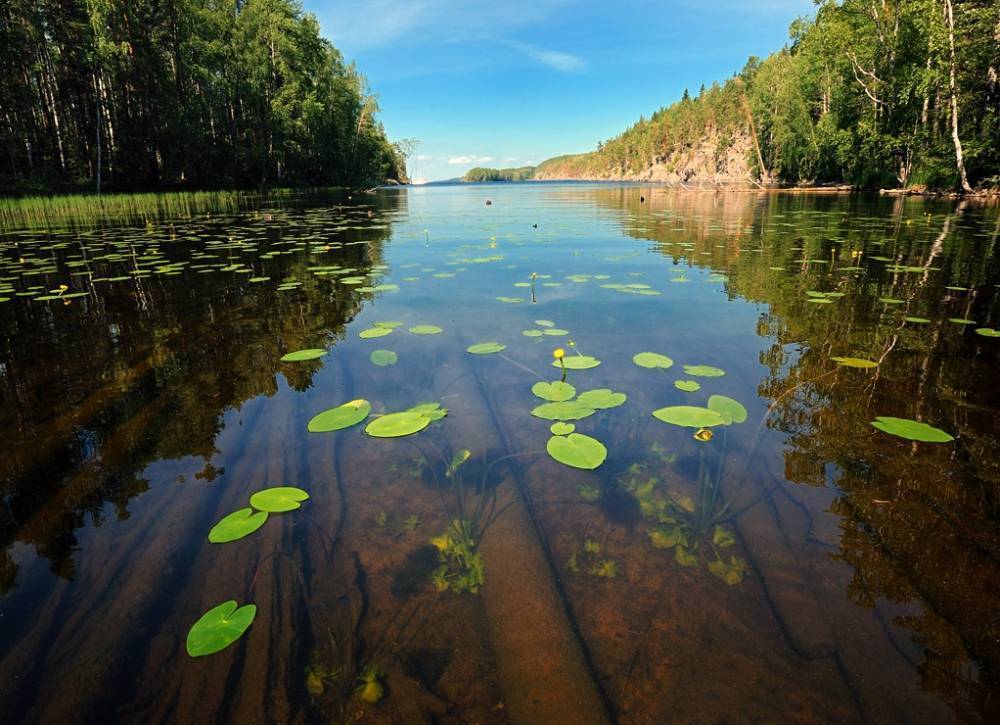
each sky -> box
[303,0,816,182]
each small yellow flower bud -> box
[694,428,713,442]
[553,348,565,360]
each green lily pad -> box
[467,342,506,354]
[707,395,747,425]
[281,349,326,362]
[879,297,904,305]
[374,321,404,329]
[366,411,430,437]
[553,355,601,370]
[370,349,398,366]
[359,327,393,339]
[409,325,442,335]
[523,329,544,337]
[652,406,726,428]
[208,508,268,543]
[832,356,878,369]
[633,352,674,369]
[531,380,576,402]
[186,600,257,657]
[576,389,627,410]
[975,328,1000,338]
[535,319,555,327]
[532,400,597,421]
[683,365,725,378]
[550,422,576,435]
[249,486,310,512]
[904,316,930,324]
[307,399,371,432]
[542,328,569,336]
[948,318,976,325]
[674,380,700,392]
[546,433,607,470]
[871,416,954,443]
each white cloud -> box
[503,157,518,162]
[507,41,585,72]
[448,155,494,165]
[415,154,433,161]
[318,0,578,53]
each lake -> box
[1,183,998,723]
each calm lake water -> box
[1,183,999,723]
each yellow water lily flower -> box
[553,348,566,360]
[694,428,713,442]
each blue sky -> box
[304,0,815,182]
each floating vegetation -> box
[408,325,442,335]
[871,416,954,443]
[249,486,310,512]
[550,422,576,435]
[186,600,257,657]
[466,341,506,354]
[369,349,398,366]
[832,357,878,369]
[682,364,725,378]
[976,328,1000,338]
[553,355,601,370]
[358,327,393,339]
[707,395,747,424]
[633,352,674,369]
[280,348,327,362]
[365,402,448,438]
[652,406,726,428]
[531,380,576,402]
[208,508,269,543]
[307,399,371,433]
[674,380,701,392]
[546,433,607,470]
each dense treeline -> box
[462,166,536,182]
[0,0,407,195]
[536,0,1000,191]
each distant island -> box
[462,166,537,182]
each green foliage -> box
[462,166,536,182]
[430,520,485,594]
[1,0,407,195]
[534,0,1000,190]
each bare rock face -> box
[534,128,756,186]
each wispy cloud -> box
[507,41,585,72]
[415,154,434,161]
[448,155,494,165]
[317,0,578,52]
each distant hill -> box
[462,166,536,182]
[535,2,1000,191]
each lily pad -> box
[674,380,700,392]
[307,399,371,432]
[652,406,726,428]
[683,365,725,378]
[975,328,1000,338]
[576,389,627,410]
[281,349,326,362]
[532,400,597,421]
[523,329,543,337]
[186,600,257,657]
[535,319,555,327]
[948,318,976,325]
[633,352,674,369]
[546,433,607,470]
[249,486,310,512]
[832,357,878,369]
[531,380,576,402]
[208,508,268,543]
[370,349,398,366]
[550,422,576,435]
[359,327,393,339]
[707,395,747,425]
[553,355,601,370]
[409,325,442,335]
[467,342,506,355]
[366,411,430,438]
[871,417,954,443]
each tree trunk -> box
[944,0,973,192]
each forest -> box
[0,0,407,195]
[534,0,1000,191]
[462,166,537,182]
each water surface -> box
[1,184,999,723]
